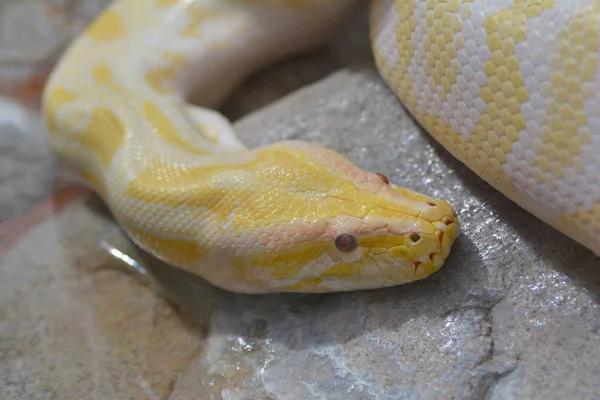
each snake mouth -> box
[412,223,458,280]
[411,215,459,281]
[438,216,460,259]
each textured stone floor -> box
[1,2,600,400]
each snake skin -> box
[42,0,599,293]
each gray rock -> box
[0,97,57,222]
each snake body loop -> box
[43,0,600,293]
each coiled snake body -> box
[42,0,600,293]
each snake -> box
[41,0,599,293]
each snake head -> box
[222,141,460,293]
[316,181,460,292]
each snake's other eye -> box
[410,233,421,242]
[376,173,390,185]
[335,234,357,253]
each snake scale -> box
[42,0,600,293]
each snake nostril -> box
[410,233,421,243]
[442,217,453,226]
[427,201,437,207]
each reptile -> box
[42,0,599,293]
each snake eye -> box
[335,234,357,253]
[376,173,390,185]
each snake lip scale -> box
[42,0,600,293]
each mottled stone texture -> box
[1,3,600,400]
[0,98,57,222]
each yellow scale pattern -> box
[545,1,600,251]
[144,52,189,94]
[381,0,552,205]
[86,9,127,42]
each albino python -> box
[42,0,600,293]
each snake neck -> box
[42,0,359,190]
